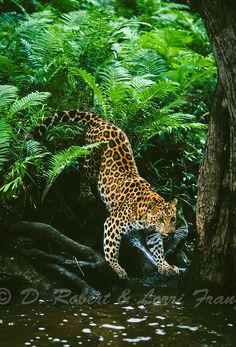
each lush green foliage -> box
[0,0,216,218]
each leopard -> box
[46,110,179,279]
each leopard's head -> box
[147,197,178,236]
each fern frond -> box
[141,112,207,140]
[45,123,84,143]
[0,85,19,110]
[131,76,155,90]
[99,63,131,88]
[42,142,101,201]
[129,49,167,78]
[9,91,51,116]
[16,12,54,34]
[161,98,187,112]
[0,12,22,27]
[0,118,12,171]
[0,150,48,200]
[97,63,133,120]
[26,140,49,157]
[138,80,176,103]
[106,82,130,121]
[20,38,32,56]
[78,69,107,116]
[128,80,177,118]
[0,56,20,76]
[61,11,88,25]
[162,2,189,10]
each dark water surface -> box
[0,290,235,347]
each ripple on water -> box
[101,324,125,330]
[89,322,97,326]
[1,297,235,347]
[155,328,166,335]
[138,305,145,309]
[127,318,146,323]
[82,328,92,333]
[123,336,152,343]
[177,325,198,331]
[123,306,135,310]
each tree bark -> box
[186,0,236,291]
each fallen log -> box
[8,218,189,294]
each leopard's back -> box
[64,113,139,209]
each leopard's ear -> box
[170,198,178,207]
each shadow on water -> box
[0,290,236,347]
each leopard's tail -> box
[59,110,100,126]
[48,110,99,127]
[35,110,100,136]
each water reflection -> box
[0,295,235,346]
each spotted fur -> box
[52,110,179,278]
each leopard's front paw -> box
[158,264,179,277]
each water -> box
[0,291,235,346]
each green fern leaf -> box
[9,91,51,116]
[42,142,101,201]
[0,118,12,171]
[138,80,176,103]
[26,140,49,157]
[78,69,107,116]
[16,14,53,34]
[99,63,131,88]
[129,49,166,78]
[131,76,155,90]
[128,80,177,118]
[141,111,207,140]
[61,10,88,25]
[0,85,19,110]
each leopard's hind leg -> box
[78,154,96,203]
[78,123,105,203]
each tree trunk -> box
[188,0,236,291]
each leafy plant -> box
[9,91,50,116]
[0,85,18,110]
[0,142,48,201]
[0,0,216,220]
[42,142,101,201]
[0,119,12,172]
